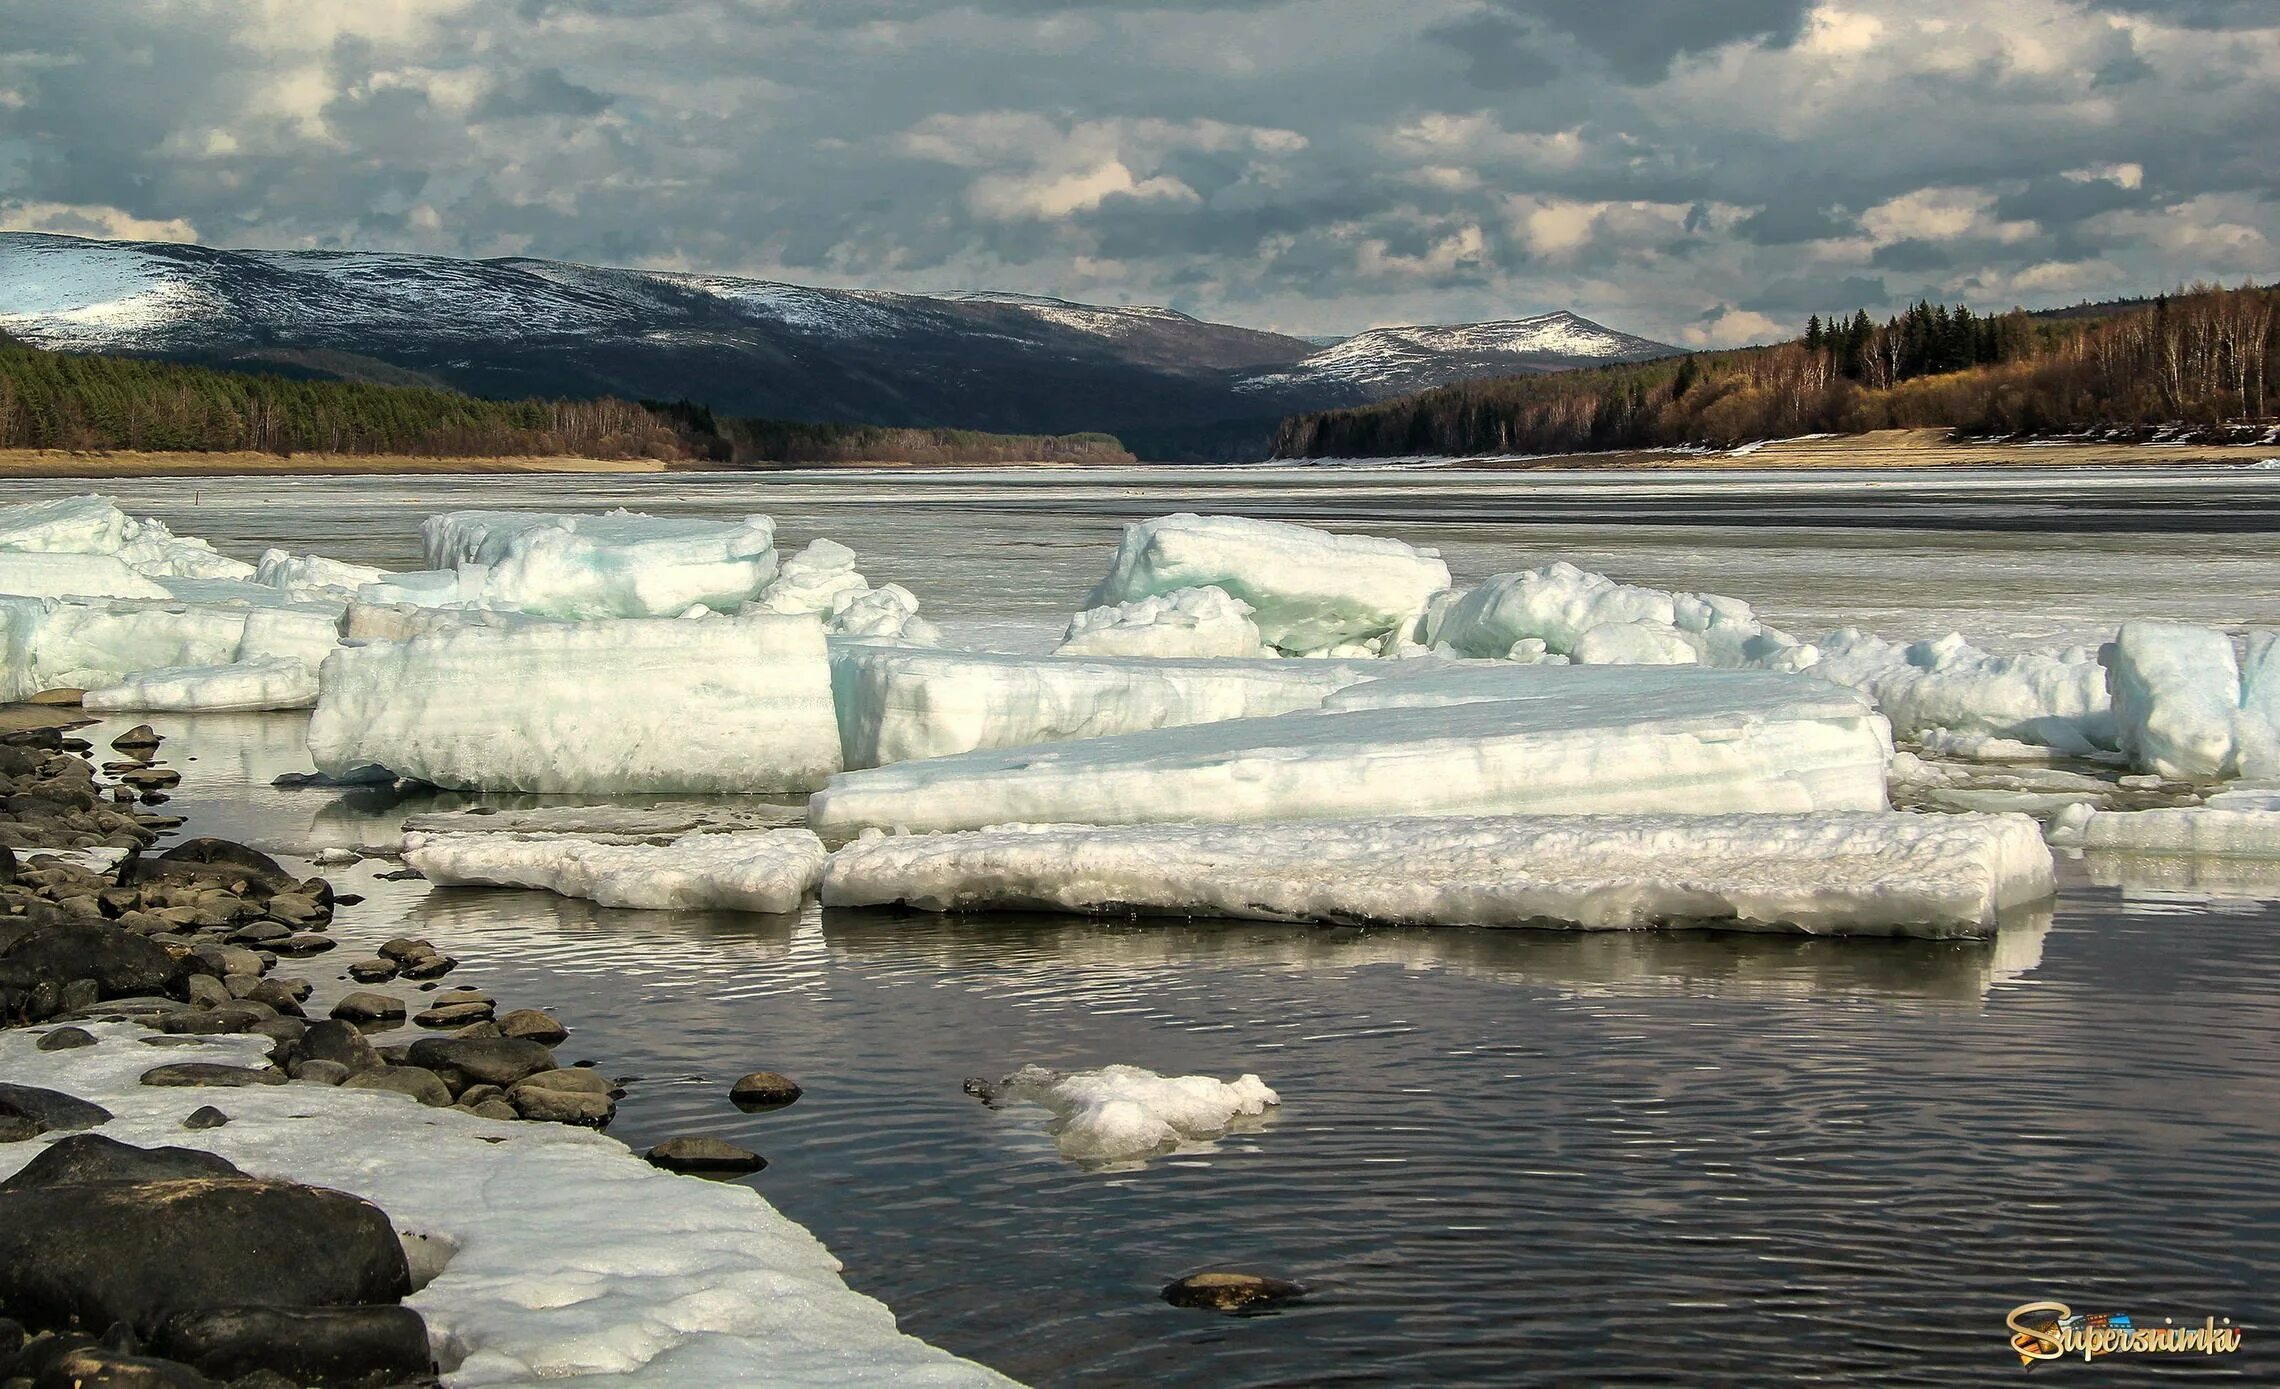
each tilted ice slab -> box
[0,594,341,701]
[0,551,172,600]
[1057,585,1269,660]
[810,665,1892,837]
[257,547,394,602]
[421,509,779,619]
[829,641,1386,769]
[0,1028,1015,1389]
[405,828,828,913]
[1083,514,1449,654]
[309,616,841,794]
[824,812,2055,938]
[978,1064,1280,1165]
[2048,803,2280,859]
[82,655,320,712]
[0,493,254,581]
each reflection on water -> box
[73,703,2280,1386]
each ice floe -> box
[824,811,2053,937]
[257,548,394,602]
[308,616,841,793]
[0,551,173,600]
[0,1027,1013,1388]
[0,594,340,701]
[2048,802,2280,858]
[810,665,1892,837]
[405,828,828,913]
[82,655,320,712]
[0,493,254,581]
[420,509,780,619]
[975,1063,1280,1164]
[1056,585,1270,659]
[1082,514,1449,655]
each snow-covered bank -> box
[824,812,2054,937]
[0,1027,1016,1388]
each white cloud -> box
[0,200,200,243]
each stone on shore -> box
[339,1066,453,1108]
[0,1134,240,1191]
[148,1305,433,1388]
[328,992,404,1023]
[140,1063,286,1089]
[0,1082,112,1138]
[646,1137,766,1176]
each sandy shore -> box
[1446,428,2277,470]
[0,449,679,477]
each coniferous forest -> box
[1274,283,2278,459]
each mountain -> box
[0,233,1677,459]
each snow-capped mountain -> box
[0,233,1676,458]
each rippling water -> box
[9,471,2278,1383]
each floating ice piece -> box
[256,548,393,601]
[308,616,841,794]
[0,494,253,581]
[2102,622,2240,778]
[825,811,2053,938]
[405,828,828,913]
[821,583,939,643]
[1082,514,1449,654]
[977,1063,1279,1164]
[1812,629,2114,751]
[82,656,320,712]
[828,642,1384,769]
[810,665,1891,837]
[0,1028,1014,1389]
[1572,620,1699,667]
[2048,803,2280,858]
[758,538,871,615]
[0,551,172,600]
[1057,585,1270,659]
[421,509,779,619]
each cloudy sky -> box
[0,0,2274,344]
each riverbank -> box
[1432,428,2280,470]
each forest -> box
[1273,283,2278,459]
[0,332,1134,465]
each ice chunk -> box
[0,551,174,600]
[405,828,827,913]
[2049,804,2280,858]
[824,812,2055,938]
[821,583,939,644]
[0,494,253,581]
[307,615,841,794]
[236,605,342,667]
[400,803,806,844]
[2231,631,2280,779]
[340,600,549,643]
[421,508,779,619]
[0,595,247,700]
[1057,585,1270,659]
[0,1028,1014,1388]
[2102,622,2239,777]
[1812,629,2114,752]
[810,665,1892,837]
[256,548,392,601]
[1436,563,1676,657]
[1572,621,1699,667]
[828,642,1385,769]
[757,538,871,615]
[978,1063,1279,1164]
[1082,514,1450,654]
[356,569,476,608]
[81,656,320,712]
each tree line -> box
[0,334,1133,465]
[1274,282,2278,459]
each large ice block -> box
[308,615,841,793]
[823,812,2053,938]
[0,552,172,600]
[1814,629,2114,751]
[0,494,253,581]
[810,665,1892,836]
[256,548,393,601]
[1057,586,1270,659]
[0,595,256,700]
[2103,622,2240,778]
[420,508,779,619]
[829,641,1385,769]
[2048,803,2280,858]
[405,828,828,913]
[1082,514,1449,654]
[82,656,320,712]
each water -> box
[9,469,2278,1384]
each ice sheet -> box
[405,828,827,913]
[2049,803,2280,858]
[0,1028,1014,1389]
[1081,514,1449,654]
[828,641,1385,769]
[757,539,871,615]
[81,655,320,712]
[308,616,841,794]
[810,665,1892,836]
[824,812,2054,938]
[1057,586,1270,659]
[421,509,779,619]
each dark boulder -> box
[728,1071,802,1111]
[1161,1270,1307,1313]
[31,1346,216,1388]
[0,924,181,998]
[138,1064,285,1089]
[403,1038,556,1090]
[0,1083,112,1137]
[646,1137,765,1176]
[149,1305,431,1388]
[0,1178,411,1336]
[0,1135,239,1192]
[148,840,288,886]
[294,1020,380,1074]
[35,1025,97,1051]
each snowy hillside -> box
[1237,313,1674,397]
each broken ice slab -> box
[404,828,827,913]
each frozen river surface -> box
[5,467,2278,1385]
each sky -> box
[0,0,2274,346]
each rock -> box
[449,1021,505,1040]
[139,1064,285,1089]
[295,1020,379,1074]
[0,924,181,998]
[224,922,289,946]
[0,1135,240,1192]
[239,979,304,1016]
[1161,1271,1308,1313]
[507,1073,613,1126]
[395,954,456,980]
[259,894,324,926]
[0,1083,112,1137]
[496,1009,567,1045]
[461,1099,519,1121]
[512,1065,612,1096]
[156,1011,246,1037]
[184,975,232,1009]
[188,944,264,978]
[110,726,162,753]
[344,958,398,984]
[181,1107,228,1131]
[0,1178,411,1336]
[646,1138,765,1176]
[25,687,86,706]
[149,1305,432,1389]
[270,934,335,959]
[411,1002,492,1029]
[246,1017,305,1049]
[288,1060,351,1086]
[339,1066,452,1108]
[729,1071,803,1111]
[0,1114,42,1142]
[374,938,432,964]
[34,1026,96,1052]
[328,992,403,1023]
[148,840,288,887]
[119,768,182,792]
[402,1038,555,1090]
[32,1347,217,1388]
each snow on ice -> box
[405,828,828,913]
[1057,585,1270,659]
[420,509,780,619]
[308,616,841,794]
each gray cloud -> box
[0,0,2274,346]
